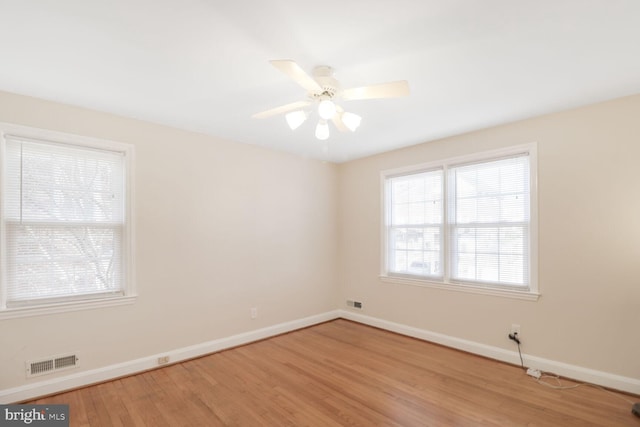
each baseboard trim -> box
[3,309,638,403]
[0,310,342,404]
[339,310,640,396]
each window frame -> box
[380,144,539,301]
[0,123,136,319]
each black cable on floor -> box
[516,340,524,370]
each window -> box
[1,124,135,317]
[382,145,538,299]
[386,169,444,279]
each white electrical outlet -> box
[157,356,170,365]
[250,307,257,319]
[511,324,521,335]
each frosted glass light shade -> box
[315,120,330,140]
[285,110,308,130]
[341,112,362,132]
[317,100,337,120]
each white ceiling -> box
[1,1,639,163]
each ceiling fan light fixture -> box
[341,112,362,132]
[252,60,410,142]
[285,110,308,130]
[317,99,337,120]
[315,120,330,140]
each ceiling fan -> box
[252,60,410,140]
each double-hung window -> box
[386,169,444,279]
[0,124,135,318]
[382,144,538,299]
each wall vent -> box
[346,299,363,309]
[26,354,79,378]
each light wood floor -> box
[30,319,639,426]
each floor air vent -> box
[26,354,79,378]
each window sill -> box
[0,295,137,320]
[379,275,540,301]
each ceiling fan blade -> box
[270,60,322,92]
[252,101,311,119]
[332,106,349,132]
[342,80,410,101]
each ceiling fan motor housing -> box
[311,66,339,99]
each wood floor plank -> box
[28,319,639,426]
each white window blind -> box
[3,136,126,307]
[386,169,443,278]
[449,154,530,287]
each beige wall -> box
[0,91,338,389]
[1,90,639,392]
[337,94,640,379]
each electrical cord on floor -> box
[508,332,525,370]
[515,339,524,370]
[534,372,636,405]
[507,332,636,409]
